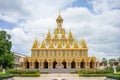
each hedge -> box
[40,72,48,74]
[0,74,13,80]
[106,74,120,80]
[6,69,40,77]
[79,74,106,77]
[12,74,40,77]
[6,69,40,74]
[77,69,113,74]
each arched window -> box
[44,61,48,69]
[71,61,76,68]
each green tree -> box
[102,58,107,66]
[0,30,14,68]
[118,57,120,63]
[109,58,116,66]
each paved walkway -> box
[14,73,106,80]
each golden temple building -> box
[22,13,99,70]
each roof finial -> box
[59,9,60,15]
[35,34,37,40]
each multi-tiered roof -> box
[32,13,87,50]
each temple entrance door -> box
[53,61,57,69]
[80,61,85,69]
[44,61,48,69]
[90,61,93,69]
[62,61,67,69]
[35,61,39,69]
[26,61,29,69]
[71,61,76,68]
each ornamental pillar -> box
[23,62,26,68]
[79,62,81,69]
[85,61,87,69]
[87,61,90,69]
[49,61,52,69]
[41,61,44,69]
[29,61,32,69]
[96,62,100,69]
[39,61,41,69]
[67,61,70,69]
[76,61,80,69]
[94,61,96,69]
[58,61,61,69]
[32,61,35,69]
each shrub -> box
[0,67,2,72]
[116,66,120,72]
[106,74,120,80]
[116,72,120,75]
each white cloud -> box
[1,0,120,59]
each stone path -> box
[13,73,106,80]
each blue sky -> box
[0,0,120,59]
[0,19,17,29]
[69,0,93,10]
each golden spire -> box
[40,38,46,48]
[74,40,79,48]
[56,10,63,28]
[49,38,54,48]
[57,40,62,48]
[80,37,87,48]
[66,39,70,48]
[68,29,73,38]
[46,29,51,38]
[32,38,39,48]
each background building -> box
[13,52,27,68]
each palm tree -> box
[102,58,107,66]
[118,57,120,66]
[109,59,116,66]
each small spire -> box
[32,37,39,49]
[80,37,87,48]
[40,38,46,48]
[74,40,79,48]
[68,29,73,38]
[46,28,51,38]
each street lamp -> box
[112,61,117,74]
